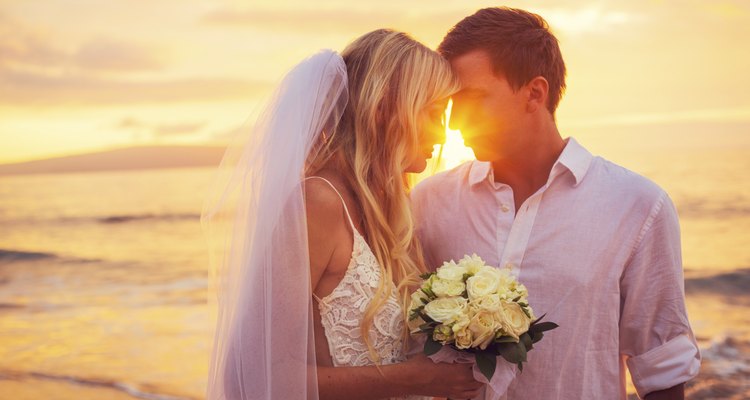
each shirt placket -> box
[493,185,514,268]
[496,184,549,278]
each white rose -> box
[458,253,486,275]
[524,304,536,321]
[423,296,468,324]
[431,277,466,297]
[468,309,500,350]
[498,301,531,340]
[471,294,502,312]
[513,283,529,299]
[409,289,429,311]
[436,261,467,282]
[421,274,436,291]
[452,316,473,349]
[466,268,504,299]
[432,324,454,344]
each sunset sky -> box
[1,0,749,164]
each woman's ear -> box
[526,76,549,114]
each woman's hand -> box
[395,353,484,399]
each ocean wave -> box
[0,249,58,262]
[685,336,750,399]
[677,200,750,219]
[685,269,750,300]
[0,369,197,400]
[0,249,104,266]
[98,213,200,224]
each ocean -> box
[0,133,748,399]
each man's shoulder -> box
[590,156,668,205]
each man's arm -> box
[644,383,684,400]
[619,192,700,399]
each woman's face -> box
[405,99,449,173]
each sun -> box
[434,100,475,171]
[411,100,475,185]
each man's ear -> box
[526,76,549,114]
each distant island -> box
[0,145,228,176]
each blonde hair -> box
[306,29,460,362]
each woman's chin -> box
[405,158,428,174]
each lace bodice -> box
[308,176,407,368]
[308,177,431,400]
[316,228,407,367]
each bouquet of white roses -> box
[409,254,558,381]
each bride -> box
[202,29,483,400]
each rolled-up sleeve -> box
[619,192,701,398]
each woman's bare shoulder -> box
[304,177,347,236]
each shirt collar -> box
[468,137,594,188]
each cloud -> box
[210,125,243,142]
[114,117,206,139]
[73,39,165,71]
[0,13,67,68]
[564,106,750,127]
[200,7,461,36]
[116,117,145,129]
[540,6,639,36]
[0,14,270,106]
[0,12,166,76]
[152,122,205,137]
[199,5,642,39]
[0,68,271,106]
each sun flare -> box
[434,100,475,171]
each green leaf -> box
[495,335,518,344]
[475,351,496,382]
[520,332,533,350]
[530,331,544,344]
[521,307,532,319]
[530,313,547,325]
[419,322,435,331]
[419,272,434,280]
[517,341,527,362]
[421,287,436,299]
[530,321,559,333]
[517,361,524,373]
[498,343,522,364]
[424,334,443,356]
[418,311,436,324]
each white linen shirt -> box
[411,137,700,399]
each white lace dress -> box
[308,177,431,400]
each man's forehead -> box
[450,49,494,73]
[449,49,501,88]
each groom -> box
[412,7,700,400]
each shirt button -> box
[501,204,510,212]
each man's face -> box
[448,49,528,162]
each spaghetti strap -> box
[304,176,357,232]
